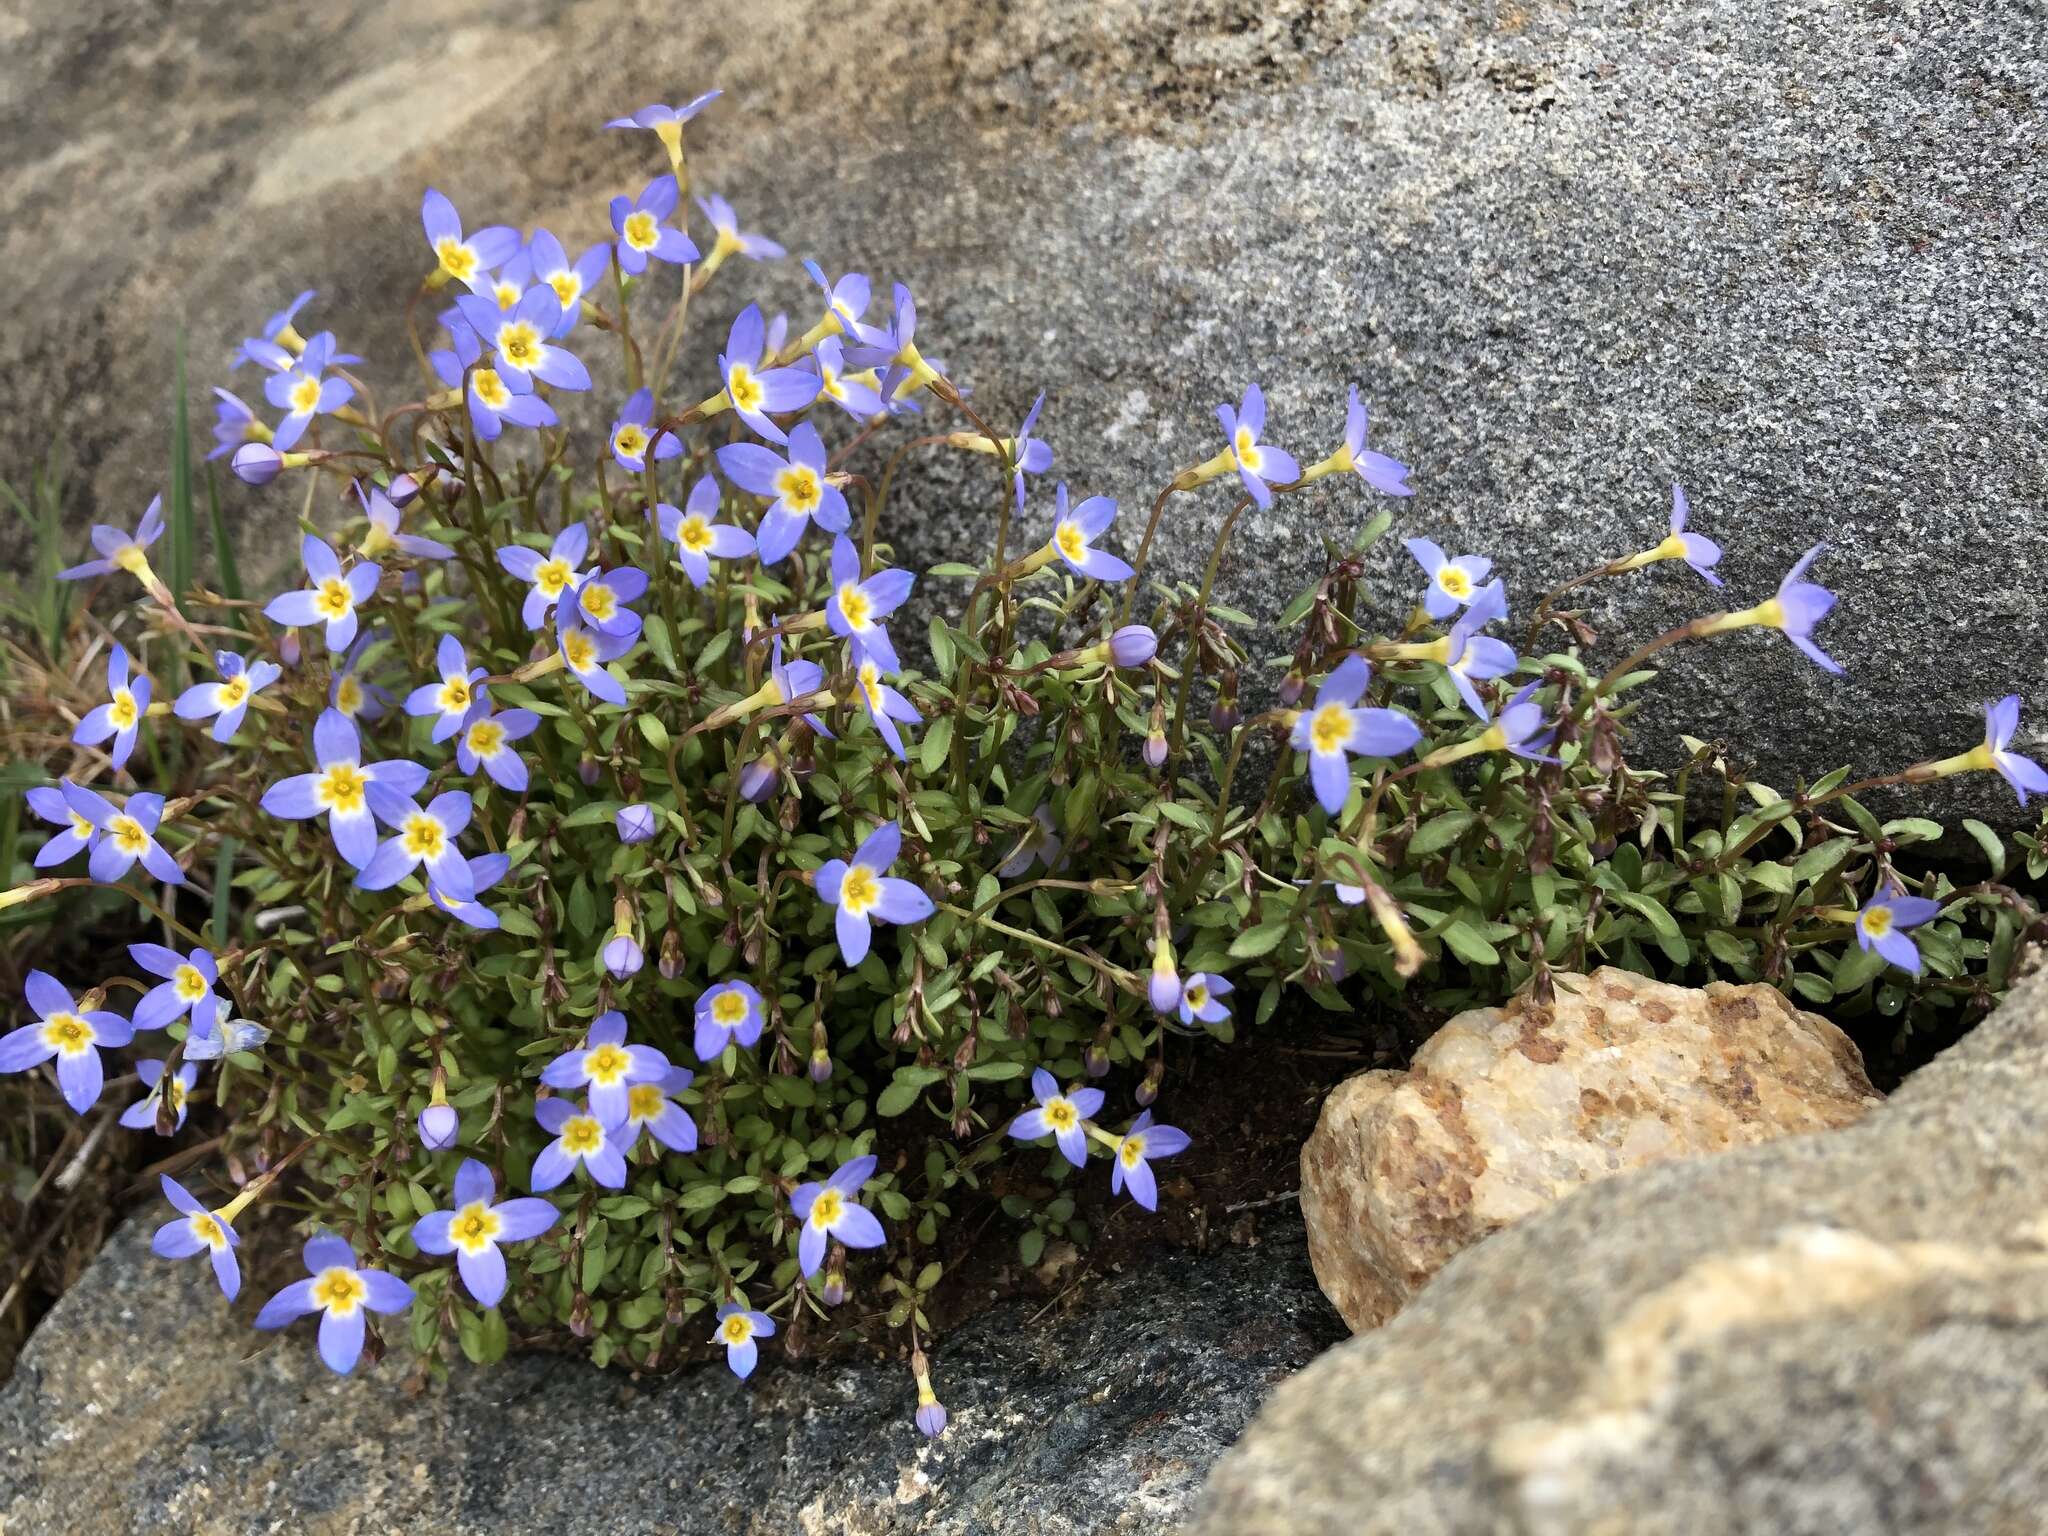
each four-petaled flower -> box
[1660,484,1722,587]
[1334,385,1412,496]
[806,336,887,421]
[1444,582,1518,719]
[1109,1111,1191,1211]
[824,537,915,673]
[658,476,757,587]
[410,1159,558,1308]
[254,1231,415,1376]
[713,1302,777,1379]
[260,332,354,450]
[356,790,475,899]
[524,229,609,336]
[1712,543,1843,674]
[123,1059,199,1133]
[816,820,935,966]
[60,496,165,583]
[609,387,681,472]
[261,709,428,869]
[0,971,135,1113]
[1045,483,1132,583]
[1289,655,1423,815]
[73,644,151,772]
[530,1098,629,1190]
[405,634,490,743]
[791,1154,886,1276]
[498,524,590,628]
[454,289,592,393]
[150,1175,240,1297]
[694,979,765,1062]
[130,942,225,1032]
[61,782,184,885]
[851,646,923,762]
[232,288,315,371]
[1854,889,1943,976]
[608,175,701,275]
[572,565,648,641]
[604,92,722,172]
[718,422,848,564]
[1404,538,1493,620]
[456,702,541,791]
[428,852,514,932]
[265,535,381,653]
[1008,1068,1104,1168]
[620,1065,699,1155]
[174,650,280,742]
[1176,972,1234,1027]
[697,193,785,264]
[1216,384,1300,508]
[358,481,454,561]
[208,387,268,461]
[541,1012,671,1121]
[714,304,821,446]
[25,781,96,869]
[421,188,519,291]
[558,609,635,706]
[431,325,558,442]
[1978,696,2048,805]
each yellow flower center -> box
[1184,982,1209,1009]
[581,583,617,621]
[1437,567,1473,600]
[839,864,879,917]
[435,237,478,281]
[623,210,660,252]
[775,465,821,514]
[466,719,505,758]
[313,1266,367,1315]
[819,366,845,401]
[711,990,749,1026]
[563,631,597,671]
[679,515,714,553]
[166,1076,188,1111]
[1044,1099,1077,1131]
[68,811,93,837]
[108,690,139,730]
[493,279,521,310]
[174,965,209,1002]
[438,676,472,713]
[317,762,367,815]
[836,582,872,631]
[289,375,322,415]
[1860,907,1893,939]
[474,369,512,410]
[41,1013,93,1055]
[721,1312,755,1345]
[401,813,445,860]
[858,661,884,710]
[113,543,151,575]
[1054,522,1086,563]
[1309,702,1351,755]
[1233,425,1263,472]
[218,675,249,707]
[497,321,541,370]
[627,1082,665,1120]
[334,675,364,715]
[612,424,649,460]
[109,815,149,855]
[585,1042,631,1086]
[188,1210,226,1249]
[451,1201,502,1253]
[548,272,581,308]
[1119,1136,1146,1168]
[727,363,764,414]
[560,1115,604,1155]
[535,558,572,596]
[314,576,354,620]
[809,1188,844,1230]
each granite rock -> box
[1193,959,2048,1535]
[0,1212,1340,1534]
[1300,966,1880,1330]
[2,0,2044,817]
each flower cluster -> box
[8,86,2044,1439]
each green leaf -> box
[637,713,671,752]
[1440,919,1500,966]
[926,562,981,579]
[1962,819,2007,877]
[1409,811,1476,857]
[1229,923,1289,960]
[918,715,953,776]
[1790,838,1855,884]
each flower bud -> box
[809,1047,834,1084]
[659,927,685,980]
[578,756,601,788]
[913,1353,948,1438]
[1109,625,1157,669]
[1210,670,1241,732]
[418,1102,459,1150]
[602,931,644,979]
[615,803,658,845]
[821,1263,847,1307]
[739,753,780,803]
[279,629,303,668]
[231,443,283,485]
[1149,940,1182,1014]
[1277,666,1307,706]
[1143,722,1168,768]
[387,471,424,506]
[1135,1059,1162,1107]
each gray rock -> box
[0,1211,1338,1534]
[4,0,2044,818]
[1191,960,2048,1535]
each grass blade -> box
[169,332,194,615]
[205,461,244,605]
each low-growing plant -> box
[3,92,2044,1426]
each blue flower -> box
[713,1302,777,1379]
[1854,890,1943,975]
[355,790,476,899]
[253,1231,414,1375]
[261,708,428,870]
[1108,1111,1191,1211]
[174,650,281,742]
[498,524,590,629]
[657,476,757,588]
[1980,696,2048,805]
[608,175,701,274]
[791,1155,886,1276]
[264,535,381,653]
[1008,1068,1104,1168]
[558,609,635,707]
[60,782,184,885]
[427,852,513,931]
[694,980,765,1062]
[805,335,887,422]
[430,326,559,442]
[129,942,224,1032]
[615,803,658,845]
[72,644,150,771]
[358,481,454,561]
[815,821,935,966]
[421,188,519,291]
[455,703,540,792]
[1176,972,1233,1027]
[25,782,95,869]
[697,193,785,264]
[207,388,268,461]
[572,565,649,641]
[59,496,164,583]
[410,1159,558,1308]
[540,1012,670,1123]
[122,1060,198,1133]
[605,91,722,174]
[404,634,490,743]
[150,1176,240,1298]
[1335,386,1412,496]
[717,422,849,564]
[453,288,592,393]
[1288,655,1423,815]
[1045,482,1132,582]
[0,971,135,1113]
[330,630,395,721]
[1404,538,1493,621]
[715,304,822,446]
[529,1099,629,1191]
[231,287,315,370]
[1661,484,1722,587]
[851,647,923,762]
[825,536,915,673]
[609,388,682,472]
[1216,384,1300,508]
[260,331,356,450]
[1443,582,1518,719]
[524,229,609,336]
[620,1066,699,1155]
[1715,543,1842,674]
